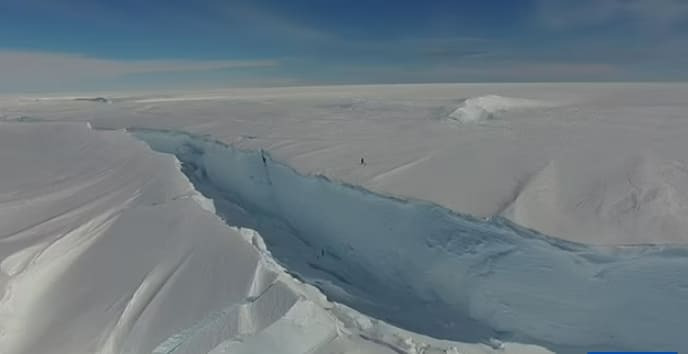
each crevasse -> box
[133,128,688,353]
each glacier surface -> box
[3,83,688,354]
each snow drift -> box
[134,129,688,353]
[448,95,548,123]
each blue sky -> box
[1,0,687,91]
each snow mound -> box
[134,129,688,353]
[503,156,688,244]
[448,95,548,123]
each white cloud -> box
[0,51,279,84]
[536,0,688,29]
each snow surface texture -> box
[134,129,688,353]
[4,83,688,244]
[0,121,550,354]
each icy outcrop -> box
[448,95,547,123]
[134,129,688,353]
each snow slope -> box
[0,121,551,354]
[0,121,255,354]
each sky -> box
[1,0,688,92]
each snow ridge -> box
[134,129,688,353]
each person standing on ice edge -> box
[360,157,366,166]
[261,149,267,165]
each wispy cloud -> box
[536,0,688,30]
[0,50,278,86]
[201,0,334,43]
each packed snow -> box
[1,83,688,353]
